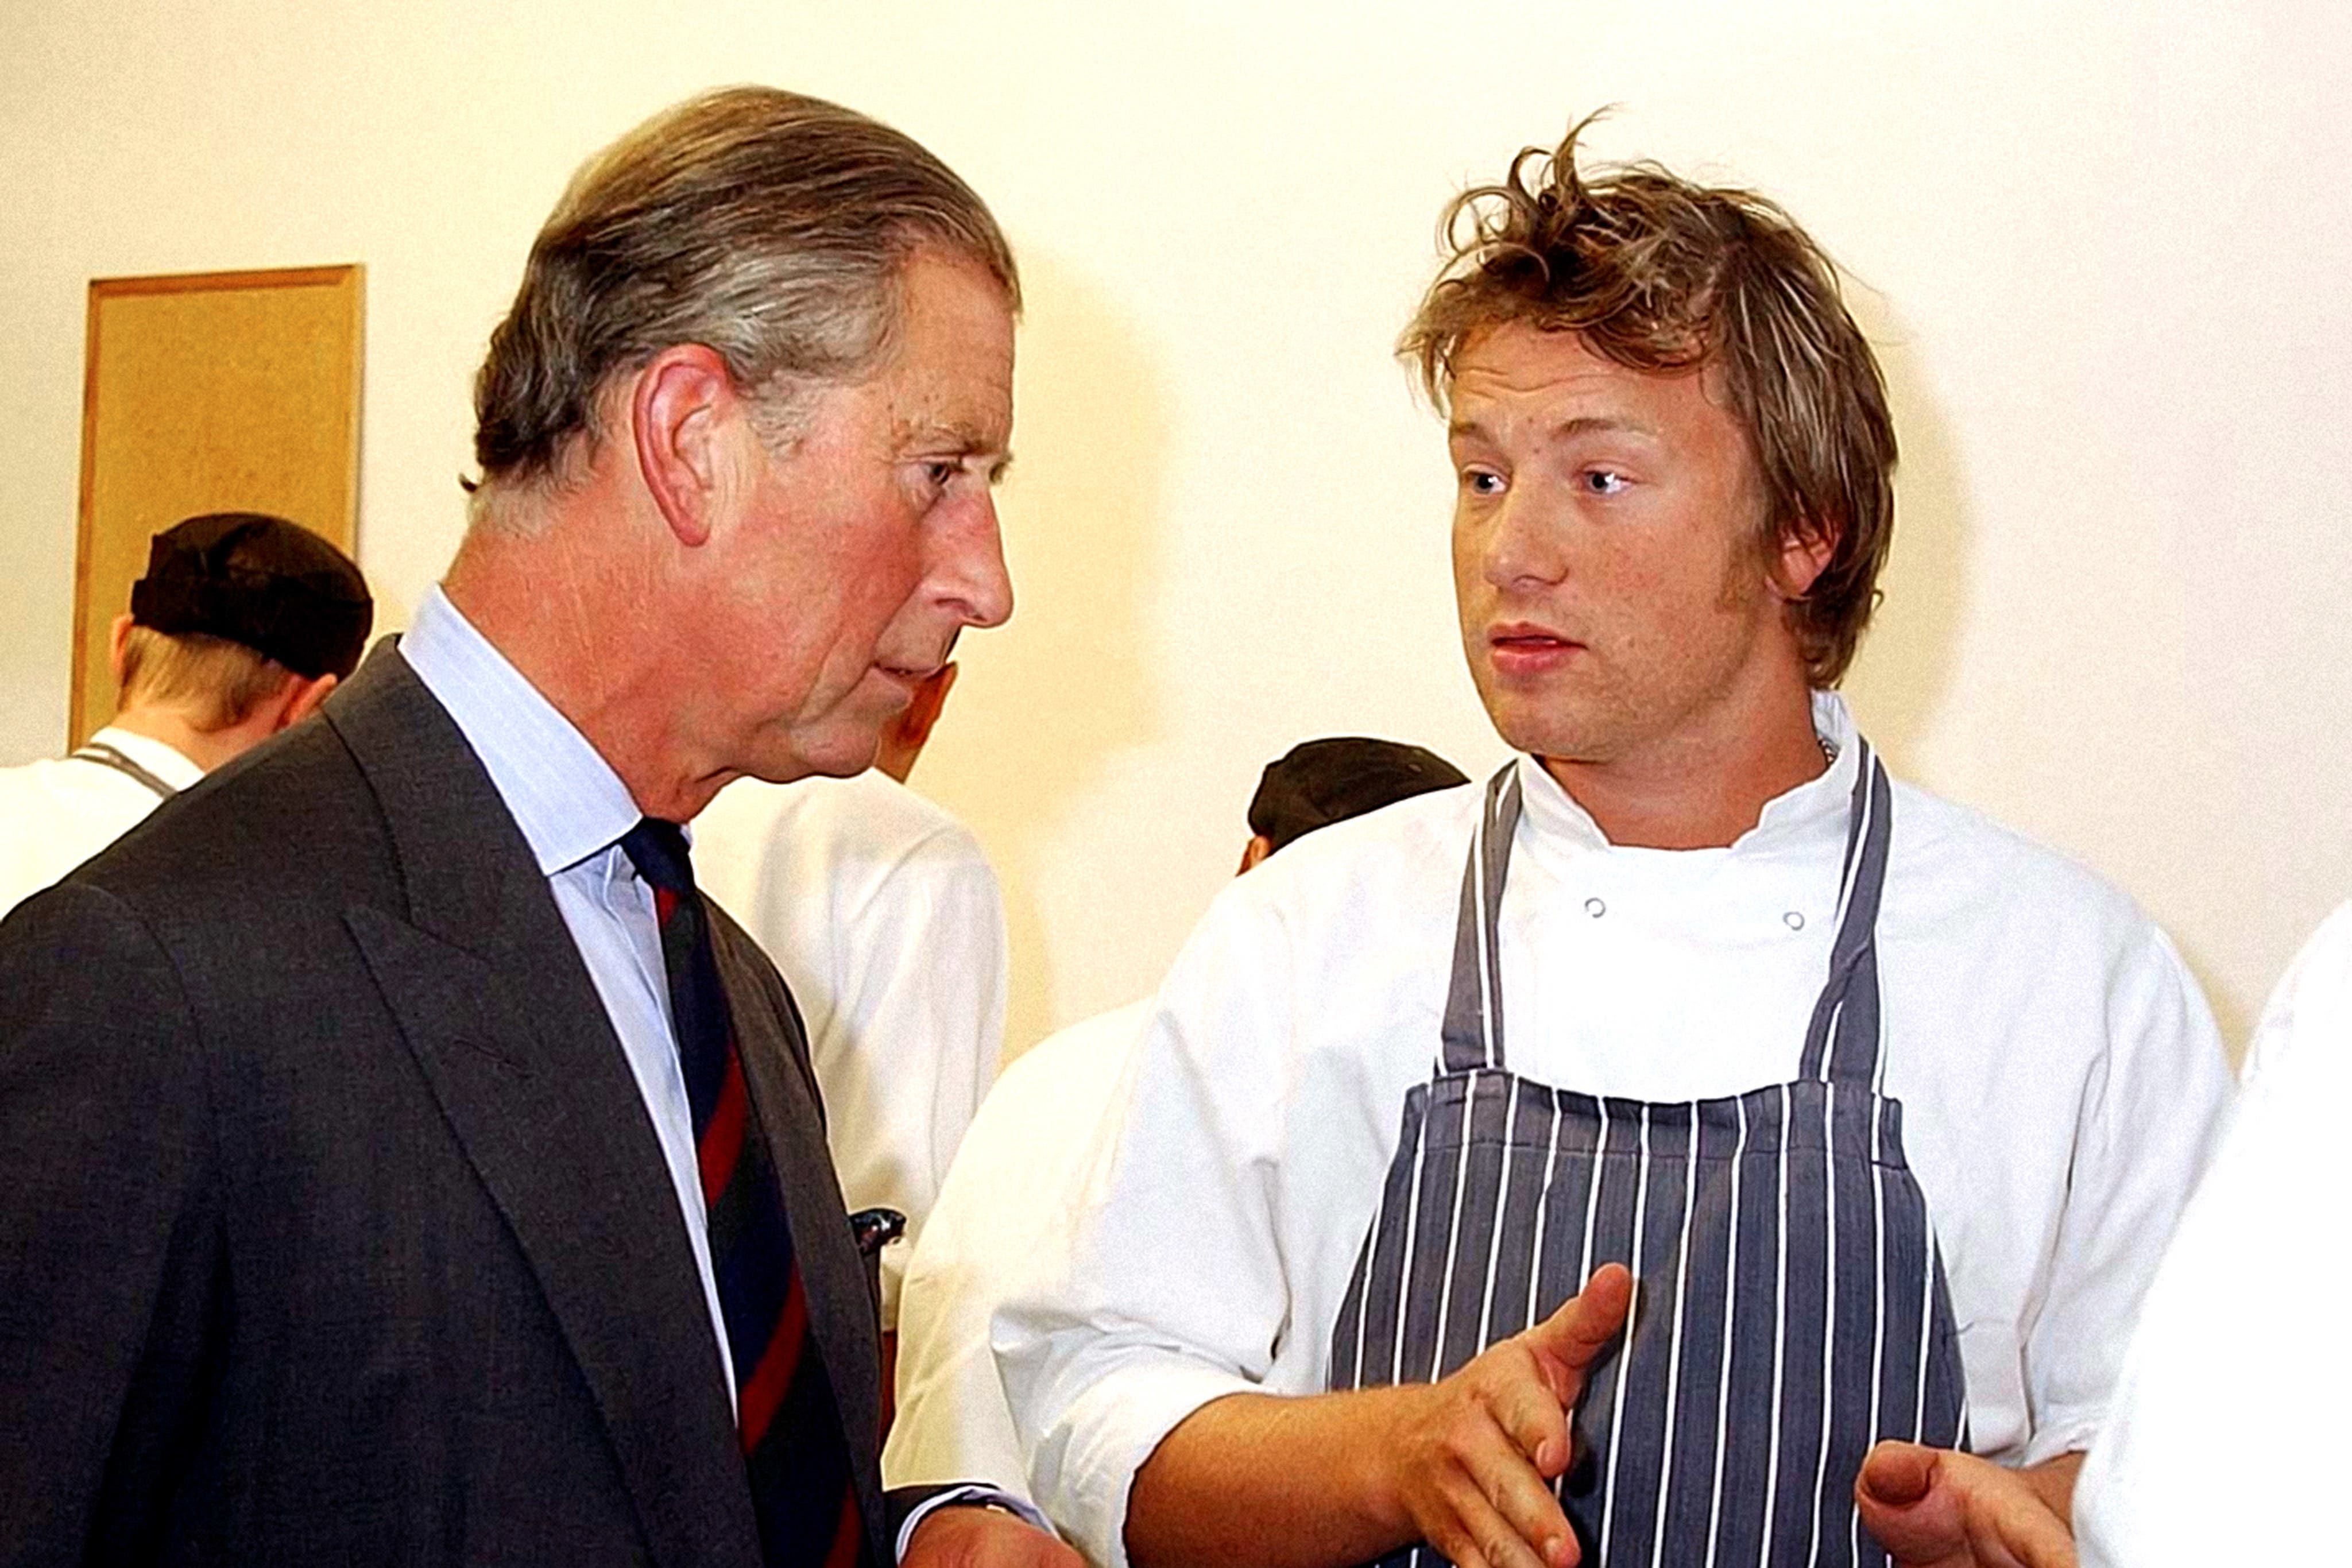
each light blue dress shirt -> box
[401,586,742,1393]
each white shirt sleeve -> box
[995,889,1305,1568]
[2074,903,2352,1566]
[818,819,1007,1323]
[884,1000,1151,1501]
[2007,921,2233,1464]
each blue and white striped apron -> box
[1326,744,1966,1567]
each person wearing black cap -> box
[1240,737,1472,873]
[884,737,1469,1509]
[0,510,370,920]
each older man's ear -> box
[629,343,741,549]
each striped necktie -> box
[620,819,871,1568]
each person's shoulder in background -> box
[2239,897,2352,1081]
[887,997,1156,1500]
[695,769,993,940]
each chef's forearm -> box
[1125,1388,1418,1568]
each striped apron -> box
[1326,744,1966,1567]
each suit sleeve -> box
[0,882,224,1560]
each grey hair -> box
[467,85,1018,524]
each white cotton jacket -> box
[885,998,1154,1504]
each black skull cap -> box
[1248,737,1471,855]
[128,512,373,679]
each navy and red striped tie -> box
[621,819,872,1568]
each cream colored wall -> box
[4,1,2346,1056]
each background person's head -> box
[108,510,371,771]
[1240,737,1471,871]
[1403,116,1895,696]
[447,87,1022,815]
[873,659,960,786]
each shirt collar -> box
[399,584,644,877]
[86,726,207,792]
[1513,690,1863,859]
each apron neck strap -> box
[69,740,180,802]
[1797,737,1895,1086]
[1439,764,1523,1075]
[1437,740,1896,1085]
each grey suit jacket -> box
[0,649,897,1566]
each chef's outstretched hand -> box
[1378,1263,1633,1568]
[1855,1441,2078,1568]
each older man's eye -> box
[1583,469,1629,495]
[908,460,961,497]
[1460,469,1506,497]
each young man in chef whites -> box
[997,122,2227,1568]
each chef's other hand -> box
[1379,1262,1633,1568]
[904,1503,1085,1567]
[1856,1441,2078,1568]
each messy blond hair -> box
[1403,117,1895,686]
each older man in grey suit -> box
[0,87,1076,1568]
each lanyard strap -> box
[1437,742,1894,1085]
[69,741,180,802]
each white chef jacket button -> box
[1784,910,1805,931]
[1585,897,1606,917]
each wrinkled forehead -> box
[876,249,1017,445]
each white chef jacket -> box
[0,728,204,922]
[693,769,1008,1326]
[996,694,2232,1568]
[885,998,1153,1503]
[2072,900,2352,1567]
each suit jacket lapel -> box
[712,909,893,1568]
[326,649,764,1568]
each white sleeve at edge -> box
[2074,903,2352,1567]
[2017,922,2232,1465]
[993,888,1302,1568]
[830,827,1007,1325]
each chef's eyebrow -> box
[1448,414,1659,443]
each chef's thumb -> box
[1856,1441,1938,1509]
[1525,1261,1633,1382]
